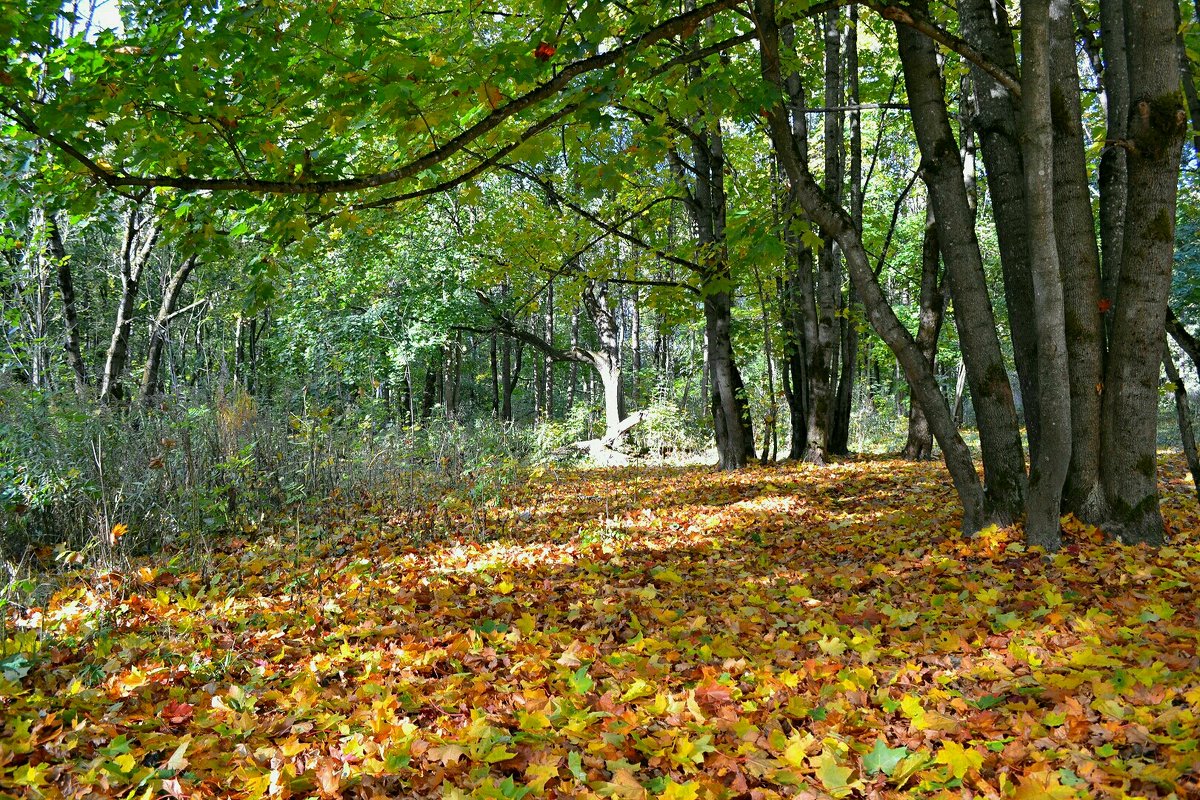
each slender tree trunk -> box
[1098,0,1187,544]
[1022,0,1071,551]
[1163,342,1200,501]
[544,282,554,419]
[775,21,816,462]
[100,211,160,405]
[1098,0,1129,324]
[896,1,1027,522]
[959,0,1042,461]
[490,334,500,418]
[756,0,986,532]
[422,350,440,419]
[830,4,861,457]
[568,307,580,408]
[46,215,88,399]
[903,202,944,461]
[139,255,198,404]
[1167,309,1200,376]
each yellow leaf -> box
[935,741,982,780]
[659,779,699,800]
[525,757,561,793]
[782,731,816,768]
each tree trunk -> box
[139,255,199,405]
[674,112,754,468]
[1098,0,1187,544]
[490,334,500,418]
[1098,0,1129,321]
[100,210,160,405]
[543,283,554,419]
[756,0,986,532]
[958,0,1042,461]
[1021,0,1071,551]
[46,215,88,400]
[830,4,861,457]
[902,202,944,461]
[1048,0,1105,522]
[1163,342,1200,502]
[896,2,1027,522]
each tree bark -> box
[1098,0,1187,545]
[896,0,1028,523]
[139,254,199,405]
[1021,0,1071,551]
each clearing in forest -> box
[3,457,1198,799]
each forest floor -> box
[3,456,1199,799]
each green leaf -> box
[567,749,587,781]
[568,664,594,694]
[862,739,908,776]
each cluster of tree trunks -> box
[758,0,1187,546]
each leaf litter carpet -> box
[3,457,1199,799]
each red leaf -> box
[161,700,194,725]
[1098,297,1113,313]
[534,41,556,61]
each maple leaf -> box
[534,41,556,61]
[936,740,983,780]
[161,700,195,725]
[811,749,856,797]
[862,739,908,776]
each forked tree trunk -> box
[139,254,199,405]
[100,210,160,405]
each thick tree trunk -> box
[1163,342,1200,502]
[958,0,1042,461]
[1098,0,1187,545]
[756,0,987,532]
[896,2,1027,523]
[139,254,198,405]
[100,211,160,405]
[46,215,88,400]
[1021,0,1071,551]
[902,202,944,461]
